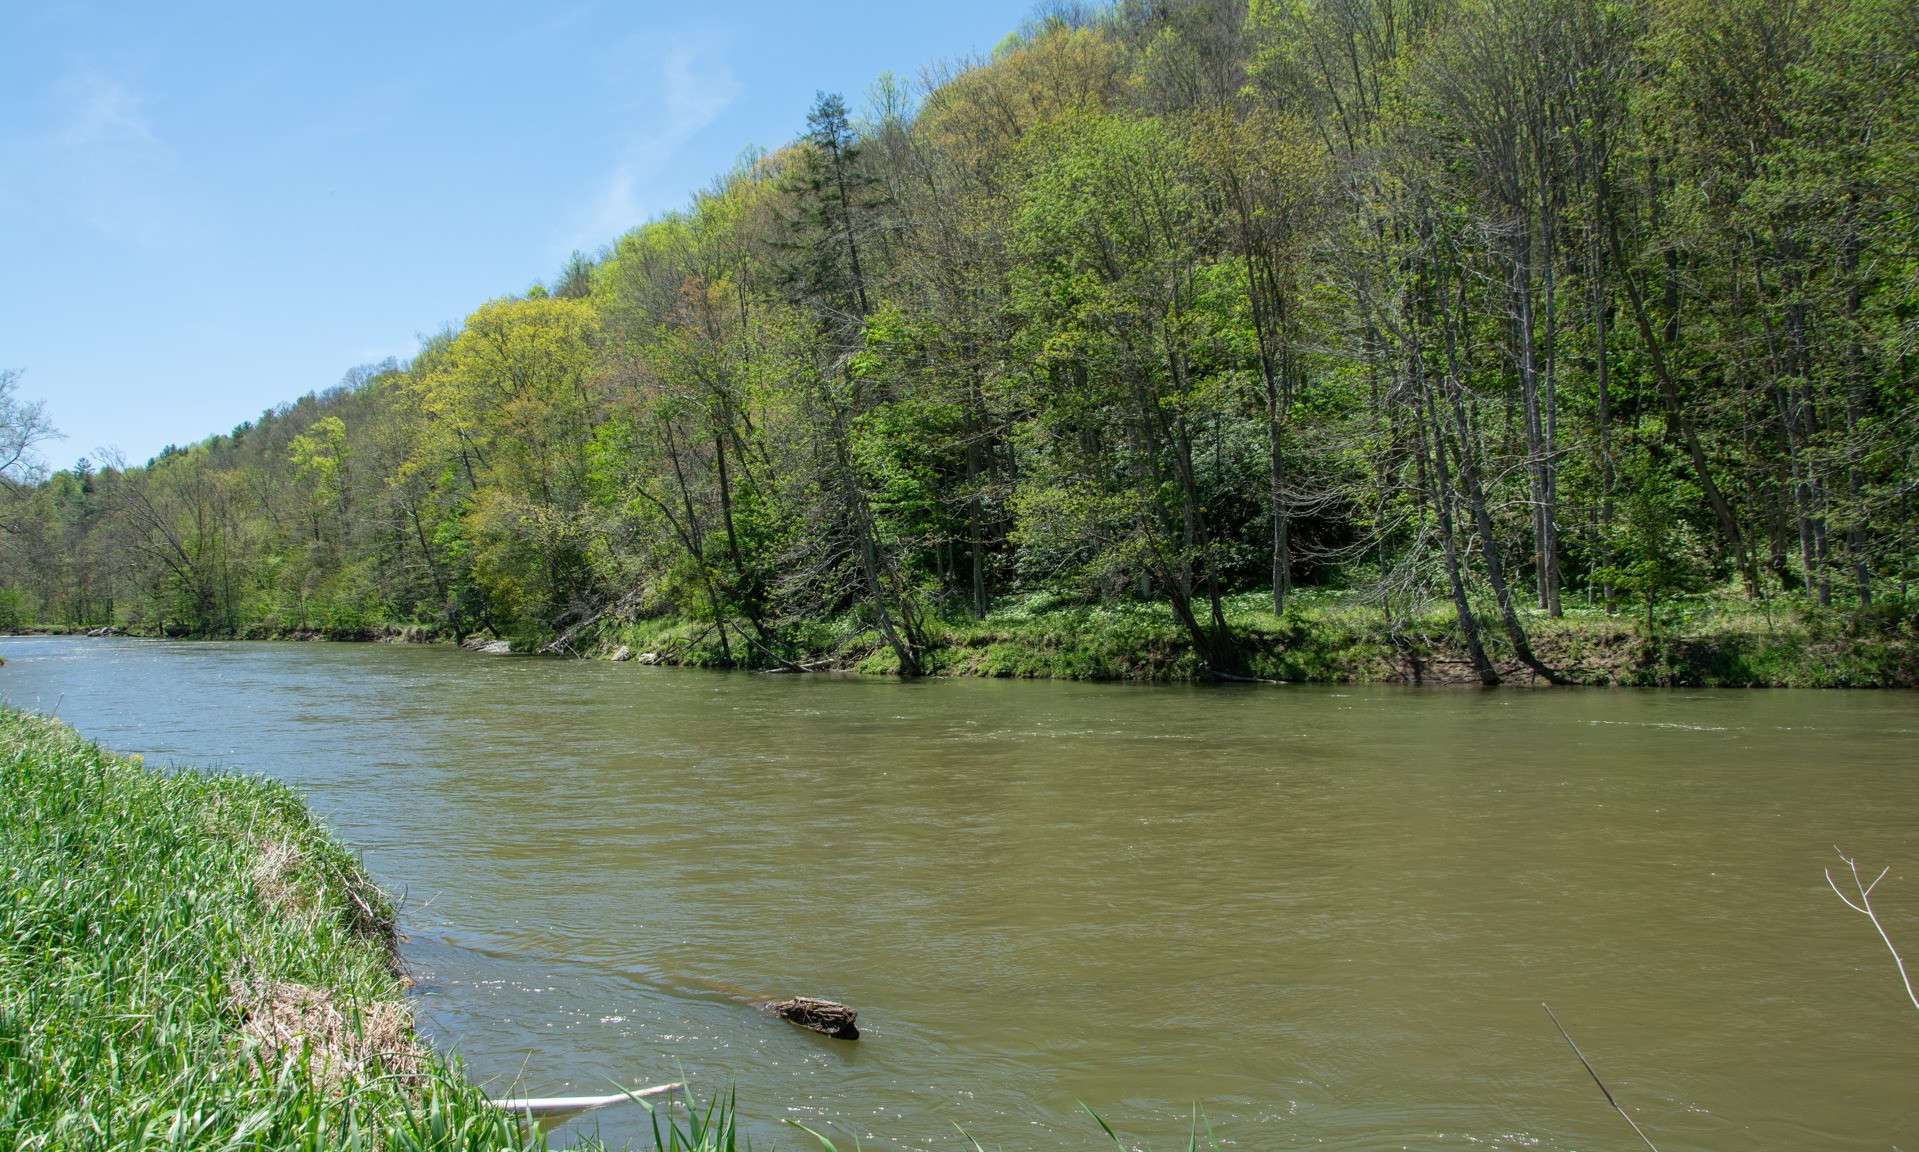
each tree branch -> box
[1826,848,1919,1013]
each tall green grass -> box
[0,706,582,1151]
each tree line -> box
[5,0,1915,681]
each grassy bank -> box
[0,707,571,1151]
[599,590,1919,688]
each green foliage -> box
[0,585,29,631]
[1594,453,1720,633]
[3,0,1915,682]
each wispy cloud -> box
[572,33,740,249]
[14,67,194,249]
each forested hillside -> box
[6,0,1917,684]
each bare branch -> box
[1827,848,1919,1014]
[0,369,58,490]
[1542,1003,1659,1151]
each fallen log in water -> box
[763,996,859,1039]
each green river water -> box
[3,635,1915,1150]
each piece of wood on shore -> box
[764,996,859,1039]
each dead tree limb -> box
[763,997,859,1040]
[1826,848,1919,1014]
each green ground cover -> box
[0,707,587,1151]
[601,591,1919,688]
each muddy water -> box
[4,635,1916,1150]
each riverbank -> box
[601,591,1919,688]
[0,707,571,1150]
[20,591,1919,686]
[14,622,450,644]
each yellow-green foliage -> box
[6,0,1915,678]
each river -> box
[3,635,1915,1150]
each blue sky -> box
[0,1,1038,472]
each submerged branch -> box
[1542,1002,1659,1152]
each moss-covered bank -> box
[0,707,567,1151]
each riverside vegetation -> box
[0,704,766,1151]
[3,0,1917,685]
[0,705,545,1150]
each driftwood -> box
[539,612,602,656]
[763,996,859,1040]
[490,1082,682,1122]
[1206,669,1283,685]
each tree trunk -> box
[1417,352,1497,684]
[1442,289,1564,684]
[1589,198,1615,612]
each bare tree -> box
[0,369,58,497]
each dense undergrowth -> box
[599,590,1919,687]
[0,707,597,1151]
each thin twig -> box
[1826,847,1919,1013]
[1542,1002,1659,1152]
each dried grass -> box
[250,836,309,913]
[250,833,400,967]
[232,970,422,1085]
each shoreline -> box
[0,707,576,1150]
[17,598,1918,688]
